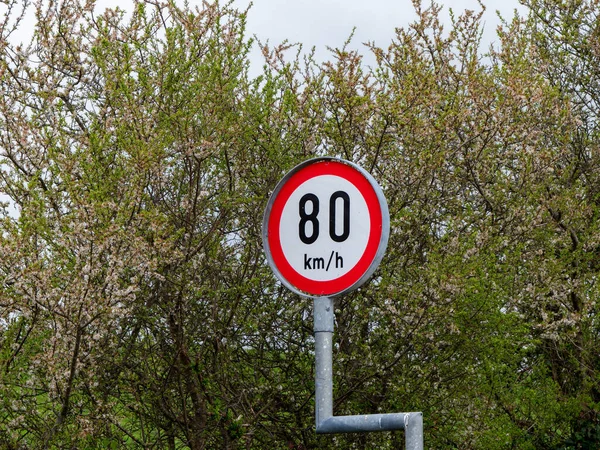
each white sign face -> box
[279,175,370,281]
[263,158,389,297]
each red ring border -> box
[266,160,383,296]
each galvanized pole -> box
[314,297,424,449]
[314,297,334,427]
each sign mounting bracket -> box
[314,297,423,448]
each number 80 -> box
[299,191,350,244]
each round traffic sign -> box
[262,157,389,297]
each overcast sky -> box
[5,0,527,69]
[235,0,526,71]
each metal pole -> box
[313,297,423,449]
[405,412,424,449]
[314,297,334,426]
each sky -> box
[233,0,526,73]
[3,0,527,69]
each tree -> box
[1,0,599,448]
[0,0,313,447]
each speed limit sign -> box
[262,157,389,297]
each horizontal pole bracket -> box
[316,411,422,435]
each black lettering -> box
[335,252,344,269]
[329,191,350,242]
[313,257,325,270]
[299,194,319,244]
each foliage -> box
[0,0,599,448]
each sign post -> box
[263,158,423,449]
